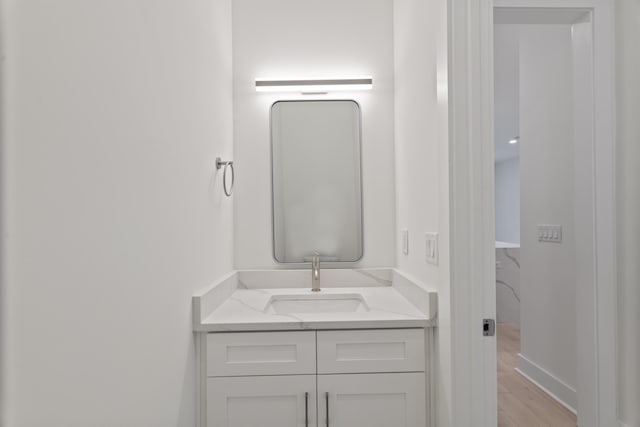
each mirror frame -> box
[269,99,365,265]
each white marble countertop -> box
[200,287,427,331]
[193,269,437,332]
[496,241,520,249]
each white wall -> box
[494,25,520,164]
[1,0,234,425]
[495,158,520,244]
[615,0,640,425]
[232,0,396,269]
[518,24,577,407]
[394,0,450,426]
[494,24,521,245]
[394,0,441,285]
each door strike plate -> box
[483,319,496,337]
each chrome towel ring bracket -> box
[216,157,234,197]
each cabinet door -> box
[207,375,316,427]
[317,373,426,427]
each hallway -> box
[497,324,577,426]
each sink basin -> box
[265,293,369,314]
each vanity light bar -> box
[255,77,373,93]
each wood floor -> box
[497,323,577,427]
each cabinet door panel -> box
[317,329,425,374]
[317,373,426,427]
[208,375,316,427]
[207,331,316,376]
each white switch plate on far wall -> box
[402,229,409,255]
[537,224,563,243]
[425,232,439,265]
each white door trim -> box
[448,0,617,426]
[448,0,497,425]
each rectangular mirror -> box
[271,100,363,263]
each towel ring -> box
[216,157,234,197]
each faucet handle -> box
[311,254,321,292]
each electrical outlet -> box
[425,232,439,265]
[537,224,563,243]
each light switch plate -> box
[402,229,409,255]
[425,232,439,265]
[537,224,563,243]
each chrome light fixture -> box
[255,77,373,93]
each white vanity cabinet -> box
[200,329,429,427]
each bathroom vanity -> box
[192,269,437,427]
[192,97,438,427]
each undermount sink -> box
[264,293,370,315]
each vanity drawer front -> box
[317,329,425,374]
[207,331,316,377]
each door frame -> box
[448,0,617,426]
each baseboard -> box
[516,353,577,414]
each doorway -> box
[493,10,587,425]
[447,1,617,426]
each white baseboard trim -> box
[516,353,577,414]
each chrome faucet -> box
[311,255,321,292]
